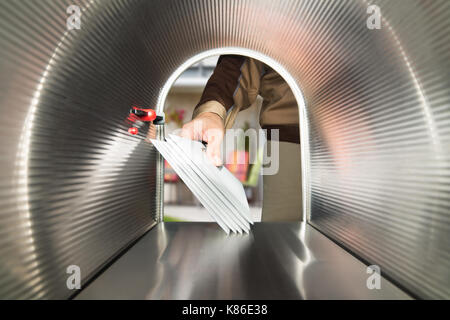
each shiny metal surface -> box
[76,222,410,300]
[306,1,450,300]
[0,0,449,299]
[153,135,253,234]
[0,0,161,299]
[155,124,166,224]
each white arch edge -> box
[156,47,310,222]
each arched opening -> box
[158,48,310,223]
[1,0,448,300]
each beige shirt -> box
[193,55,300,143]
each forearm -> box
[193,55,246,121]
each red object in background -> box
[225,151,249,183]
[164,160,179,182]
[127,106,157,135]
[131,106,156,122]
[128,127,138,135]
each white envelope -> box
[151,134,252,234]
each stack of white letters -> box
[151,134,253,234]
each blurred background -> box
[163,56,263,222]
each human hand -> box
[180,112,225,166]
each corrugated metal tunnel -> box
[0,0,449,299]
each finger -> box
[204,129,223,166]
[192,119,206,141]
[180,124,194,140]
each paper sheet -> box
[151,135,252,234]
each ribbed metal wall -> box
[0,0,448,299]
[0,0,161,299]
[306,1,450,299]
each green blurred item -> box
[243,148,263,187]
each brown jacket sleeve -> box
[193,56,264,128]
[192,55,246,121]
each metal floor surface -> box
[76,222,411,300]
